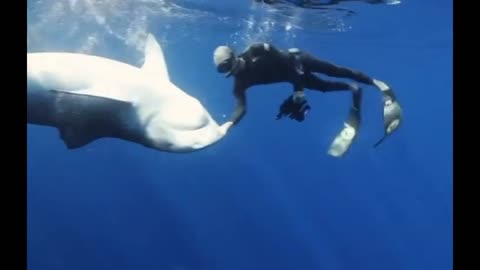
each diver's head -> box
[213,45,239,77]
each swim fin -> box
[328,106,360,157]
[374,88,402,148]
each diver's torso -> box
[236,49,297,87]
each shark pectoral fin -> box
[141,33,170,82]
[47,90,138,149]
[59,125,96,149]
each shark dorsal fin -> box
[141,33,170,81]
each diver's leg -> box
[304,74,362,110]
[304,74,362,157]
[301,54,403,146]
[300,52,374,85]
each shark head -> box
[131,33,228,152]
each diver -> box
[213,43,402,157]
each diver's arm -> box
[218,81,247,135]
[229,81,247,126]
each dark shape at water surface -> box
[255,0,399,8]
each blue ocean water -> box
[27,1,453,270]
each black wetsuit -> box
[229,43,374,125]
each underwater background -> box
[27,1,453,269]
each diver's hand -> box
[276,95,293,119]
[276,94,310,122]
[289,100,311,122]
[219,121,234,136]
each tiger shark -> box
[27,33,232,153]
